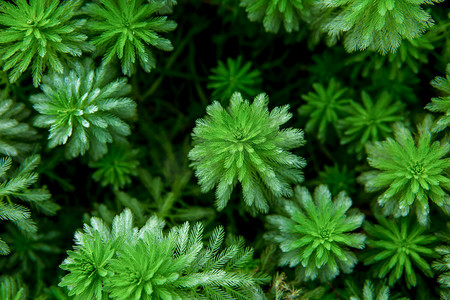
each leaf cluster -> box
[59,209,269,299]
[189,92,306,213]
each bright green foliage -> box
[318,164,356,195]
[265,185,365,282]
[349,280,389,300]
[299,79,351,142]
[89,144,139,190]
[358,116,450,225]
[208,56,262,103]
[31,59,137,160]
[59,209,269,299]
[364,216,437,288]
[0,155,56,256]
[426,63,450,132]
[189,92,306,213]
[322,0,443,54]
[83,0,177,76]
[433,223,450,294]
[0,276,27,300]
[338,91,405,153]
[240,0,311,33]
[0,0,93,87]
[0,99,38,158]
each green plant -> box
[208,56,262,103]
[345,36,435,80]
[433,223,450,297]
[426,63,450,133]
[322,0,443,54]
[0,155,57,256]
[0,0,93,87]
[349,280,389,300]
[318,164,356,195]
[31,59,137,160]
[298,78,351,142]
[269,272,325,300]
[152,0,178,14]
[0,275,27,300]
[364,215,437,288]
[265,185,365,282]
[83,0,177,76]
[358,115,450,225]
[89,143,140,190]
[338,91,405,154]
[0,99,38,158]
[240,0,312,33]
[59,209,269,299]
[189,92,306,213]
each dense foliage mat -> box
[0,0,449,299]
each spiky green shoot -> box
[266,185,365,282]
[358,116,450,225]
[59,209,269,300]
[0,0,93,87]
[83,0,177,76]
[189,92,306,213]
[31,59,137,160]
[364,216,437,288]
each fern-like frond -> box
[322,0,444,54]
[59,209,269,299]
[0,155,56,256]
[426,63,450,132]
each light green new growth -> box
[265,185,365,282]
[59,209,269,300]
[83,0,177,76]
[299,78,351,142]
[426,63,450,132]
[338,91,405,153]
[349,280,389,300]
[0,155,57,256]
[31,59,137,160]
[0,99,38,158]
[364,216,437,288]
[240,0,311,33]
[208,56,262,102]
[322,0,444,54]
[358,116,450,225]
[0,0,93,87]
[189,92,306,213]
[89,143,140,190]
